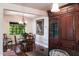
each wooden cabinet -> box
[48,3,79,51]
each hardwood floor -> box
[16,52,27,56]
[3,44,48,56]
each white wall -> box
[32,17,49,48]
[0,8,3,56]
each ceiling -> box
[14,3,67,11]
[4,3,67,19]
[4,10,39,19]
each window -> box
[50,19,58,38]
[9,22,25,35]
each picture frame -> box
[36,19,44,35]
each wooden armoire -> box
[48,3,79,51]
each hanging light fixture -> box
[19,18,23,24]
[18,16,23,24]
[22,14,27,25]
[18,13,27,25]
[18,12,23,24]
[24,20,27,24]
[19,20,23,24]
[51,3,60,12]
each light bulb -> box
[25,21,27,24]
[51,3,60,12]
[19,20,23,24]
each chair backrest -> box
[14,36,17,45]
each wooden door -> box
[75,13,79,51]
[49,17,59,49]
[60,13,75,50]
[75,13,79,42]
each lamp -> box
[18,13,27,25]
[19,19,23,24]
[51,3,60,12]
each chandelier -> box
[19,14,27,25]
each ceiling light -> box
[51,3,60,12]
